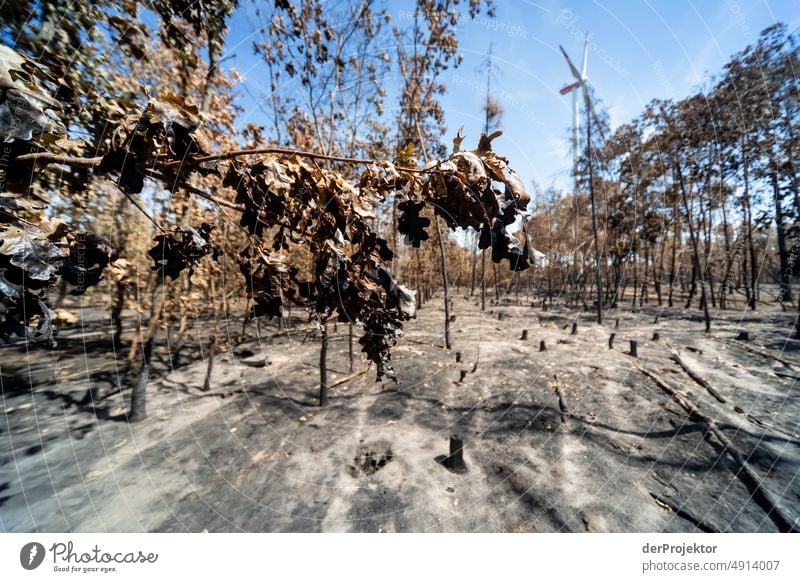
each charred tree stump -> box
[521,329,528,341]
[571,322,578,335]
[736,331,750,341]
[652,332,660,341]
[440,436,468,473]
[615,318,620,329]
[539,340,547,352]
[609,333,616,349]
[455,351,462,363]
[630,340,638,358]
[458,369,468,383]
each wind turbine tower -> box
[559,32,607,324]
[559,34,590,189]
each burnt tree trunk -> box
[128,286,165,422]
[668,204,679,308]
[469,232,478,296]
[129,337,151,422]
[202,336,216,392]
[795,298,800,339]
[675,160,711,333]
[742,139,758,309]
[586,106,603,324]
[773,171,792,304]
[348,322,355,373]
[719,192,732,309]
[480,249,486,312]
[319,324,329,406]
[111,281,126,347]
[434,216,452,350]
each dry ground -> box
[1,291,799,532]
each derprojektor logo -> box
[20,542,46,570]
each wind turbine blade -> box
[559,45,582,80]
[581,34,589,79]
[560,80,581,95]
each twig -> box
[648,492,719,533]
[144,169,243,211]
[161,146,442,174]
[470,346,481,374]
[553,373,569,423]
[14,147,444,177]
[329,369,367,389]
[730,340,800,368]
[14,152,103,166]
[26,156,165,232]
[121,190,166,232]
[54,363,119,381]
[774,370,800,381]
[669,350,727,404]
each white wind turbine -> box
[558,34,590,188]
[559,33,607,323]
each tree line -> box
[525,23,799,335]
[2,3,798,426]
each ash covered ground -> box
[2,291,799,532]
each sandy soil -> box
[1,291,799,532]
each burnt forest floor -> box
[2,287,799,532]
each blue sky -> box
[224,0,800,194]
